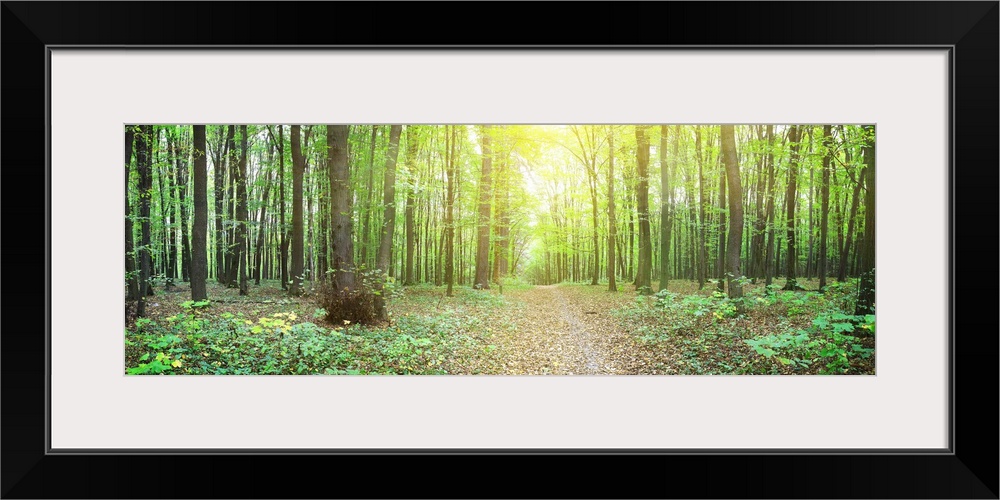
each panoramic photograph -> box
[124,124,875,375]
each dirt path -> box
[488,284,640,375]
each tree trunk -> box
[174,129,192,282]
[763,125,778,288]
[190,126,209,301]
[838,148,863,283]
[374,125,402,320]
[717,131,727,293]
[327,125,355,292]
[289,125,306,295]
[135,125,154,316]
[696,126,709,290]
[607,126,617,292]
[658,125,672,291]
[125,127,140,302]
[855,125,876,316]
[493,152,511,282]
[361,126,378,267]
[474,125,493,289]
[253,168,272,286]
[404,127,419,285]
[818,125,832,290]
[444,126,457,296]
[230,126,249,295]
[721,125,744,304]
[276,125,288,290]
[224,126,238,286]
[635,126,652,294]
[783,125,803,290]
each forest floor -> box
[125,278,875,375]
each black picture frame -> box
[2,2,996,498]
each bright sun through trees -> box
[124,124,875,375]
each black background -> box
[2,2,997,498]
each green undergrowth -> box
[613,278,875,375]
[125,286,509,375]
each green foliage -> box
[744,313,875,374]
[125,306,483,375]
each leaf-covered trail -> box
[486,284,646,375]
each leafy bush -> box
[744,313,875,374]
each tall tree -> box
[276,125,289,290]
[838,134,864,283]
[855,125,876,316]
[229,125,250,295]
[721,125,744,303]
[214,126,234,282]
[782,125,803,290]
[818,125,832,290]
[569,125,603,286]
[374,125,402,320]
[634,126,652,294]
[173,128,192,282]
[224,126,238,285]
[125,126,139,302]
[607,126,617,292]
[135,125,154,317]
[716,131,727,292]
[360,126,379,267]
[253,167,273,286]
[444,126,457,296]
[474,125,493,289]
[404,127,419,285]
[327,125,355,292]
[190,125,209,301]
[696,126,708,289]
[289,125,306,296]
[658,125,672,291]
[763,125,778,288]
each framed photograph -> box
[3,2,996,498]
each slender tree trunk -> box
[191,126,209,301]
[125,127,140,302]
[607,126,617,292]
[162,130,177,286]
[404,127,419,285]
[838,151,864,283]
[818,125,832,290]
[721,125,744,304]
[445,126,457,296]
[361,126,378,267]
[375,125,402,320]
[635,126,652,294]
[327,125,355,292]
[783,125,803,290]
[216,126,234,283]
[658,125,672,291]
[493,152,511,282]
[717,132,727,292]
[855,125,876,316]
[589,165,600,286]
[696,126,709,290]
[474,125,492,289]
[174,129,192,282]
[136,125,154,316]
[763,126,778,288]
[277,125,289,290]
[253,168,272,286]
[235,127,250,294]
[289,125,306,296]
[224,126,238,286]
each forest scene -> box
[124,124,876,375]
